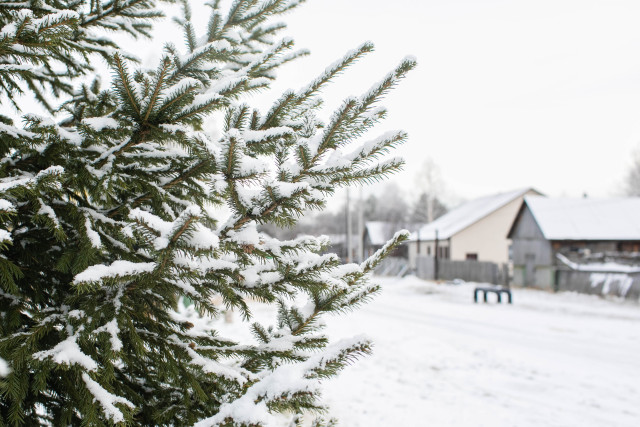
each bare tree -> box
[414,157,447,222]
[374,182,410,226]
[625,149,640,196]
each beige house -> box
[407,188,542,269]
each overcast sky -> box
[267,0,640,204]
[26,0,640,206]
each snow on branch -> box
[73,260,156,285]
[0,123,36,139]
[169,335,251,383]
[361,229,410,273]
[82,373,134,424]
[129,205,220,251]
[0,357,10,376]
[34,330,98,371]
[193,335,372,427]
[84,215,102,249]
[81,117,118,131]
[296,41,375,102]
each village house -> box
[363,221,410,258]
[507,197,640,288]
[407,188,542,269]
[363,221,394,257]
[325,233,360,263]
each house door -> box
[524,253,535,287]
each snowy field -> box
[221,276,640,426]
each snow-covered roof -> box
[521,196,640,241]
[365,221,394,246]
[410,188,537,241]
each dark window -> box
[444,247,449,259]
[466,253,478,261]
[427,246,431,256]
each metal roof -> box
[522,196,640,241]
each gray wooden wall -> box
[510,206,553,266]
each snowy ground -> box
[220,276,640,426]
[322,277,640,426]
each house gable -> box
[450,190,538,263]
[508,202,546,240]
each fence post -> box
[434,229,439,281]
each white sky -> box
[149,0,640,204]
[272,0,640,203]
[15,0,640,206]
[216,0,638,205]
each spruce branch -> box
[113,53,142,118]
[0,1,415,424]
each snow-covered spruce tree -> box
[0,0,415,425]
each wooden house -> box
[325,233,360,263]
[507,197,640,288]
[407,188,542,269]
[363,221,409,258]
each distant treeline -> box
[260,182,449,239]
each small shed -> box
[507,197,640,288]
[363,221,409,258]
[324,234,360,263]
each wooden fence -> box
[556,269,640,300]
[373,257,410,277]
[416,255,508,285]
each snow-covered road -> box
[321,276,640,426]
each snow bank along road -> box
[320,276,640,426]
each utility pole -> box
[357,187,364,263]
[346,188,352,263]
[434,229,439,281]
